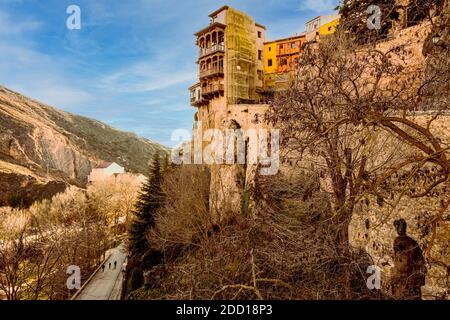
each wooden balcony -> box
[199,66,224,79]
[199,43,225,58]
[189,83,208,107]
[202,84,224,96]
[190,96,208,107]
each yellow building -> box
[263,41,277,90]
[263,42,277,74]
[319,18,340,36]
[263,34,305,91]
[305,14,340,42]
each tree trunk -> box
[336,208,353,299]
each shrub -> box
[148,165,211,259]
[136,169,385,299]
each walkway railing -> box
[199,43,225,58]
[70,252,112,300]
[200,66,224,78]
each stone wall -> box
[203,103,269,224]
[349,115,450,299]
[349,187,449,299]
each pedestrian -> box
[102,264,105,272]
[114,261,117,269]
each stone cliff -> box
[0,86,168,207]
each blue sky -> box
[0,0,339,147]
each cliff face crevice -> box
[0,86,168,207]
[30,125,92,180]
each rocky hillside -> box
[0,86,168,207]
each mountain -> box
[0,86,169,207]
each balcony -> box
[190,92,209,106]
[200,66,224,79]
[190,96,208,107]
[190,95,200,104]
[202,84,224,96]
[189,83,208,107]
[199,43,225,58]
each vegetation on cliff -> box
[0,86,168,207]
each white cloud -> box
[100,57,196,93]
[132,71,196,92]
[101,69,195,93]
[16,83,93,108]
[0,42,93,109]
[0,10,42,35]
[299,0,338,13]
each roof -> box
[264,34,306,45]
[255,23,267,30]
[305,15,321,24]
[208,5,229,18]
[306,13,340,25]
[194,22,226,36]
[207,6,266,30]
[189,82,201,90]
[95,161,113,169]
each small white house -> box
[88,162,125,183]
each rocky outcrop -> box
[0,86,168,207]
[0,170,67,208]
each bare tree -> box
[267,27,449,295]
[0,185,117,300]
[0,209,32,300]
[88,175,140,233]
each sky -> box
[0,0,339,147]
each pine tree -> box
[128,153,165,261]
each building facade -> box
[319,17,340,36]
[262,14,339,92]
[88,162,146,185]
[88,162,125,183]
[187,6,270,223]
[189,6,266,112]
[186,7,342,223]
[263,34,306,91]
[305,14,340,43]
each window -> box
[257,70,263,81]
[291,42,297,49]
[258,50,262,60]
[268,59,273,67]
[268,46,271,52]
[258,31,262,38]
[280,58,287,66]
[328,26,332,31]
